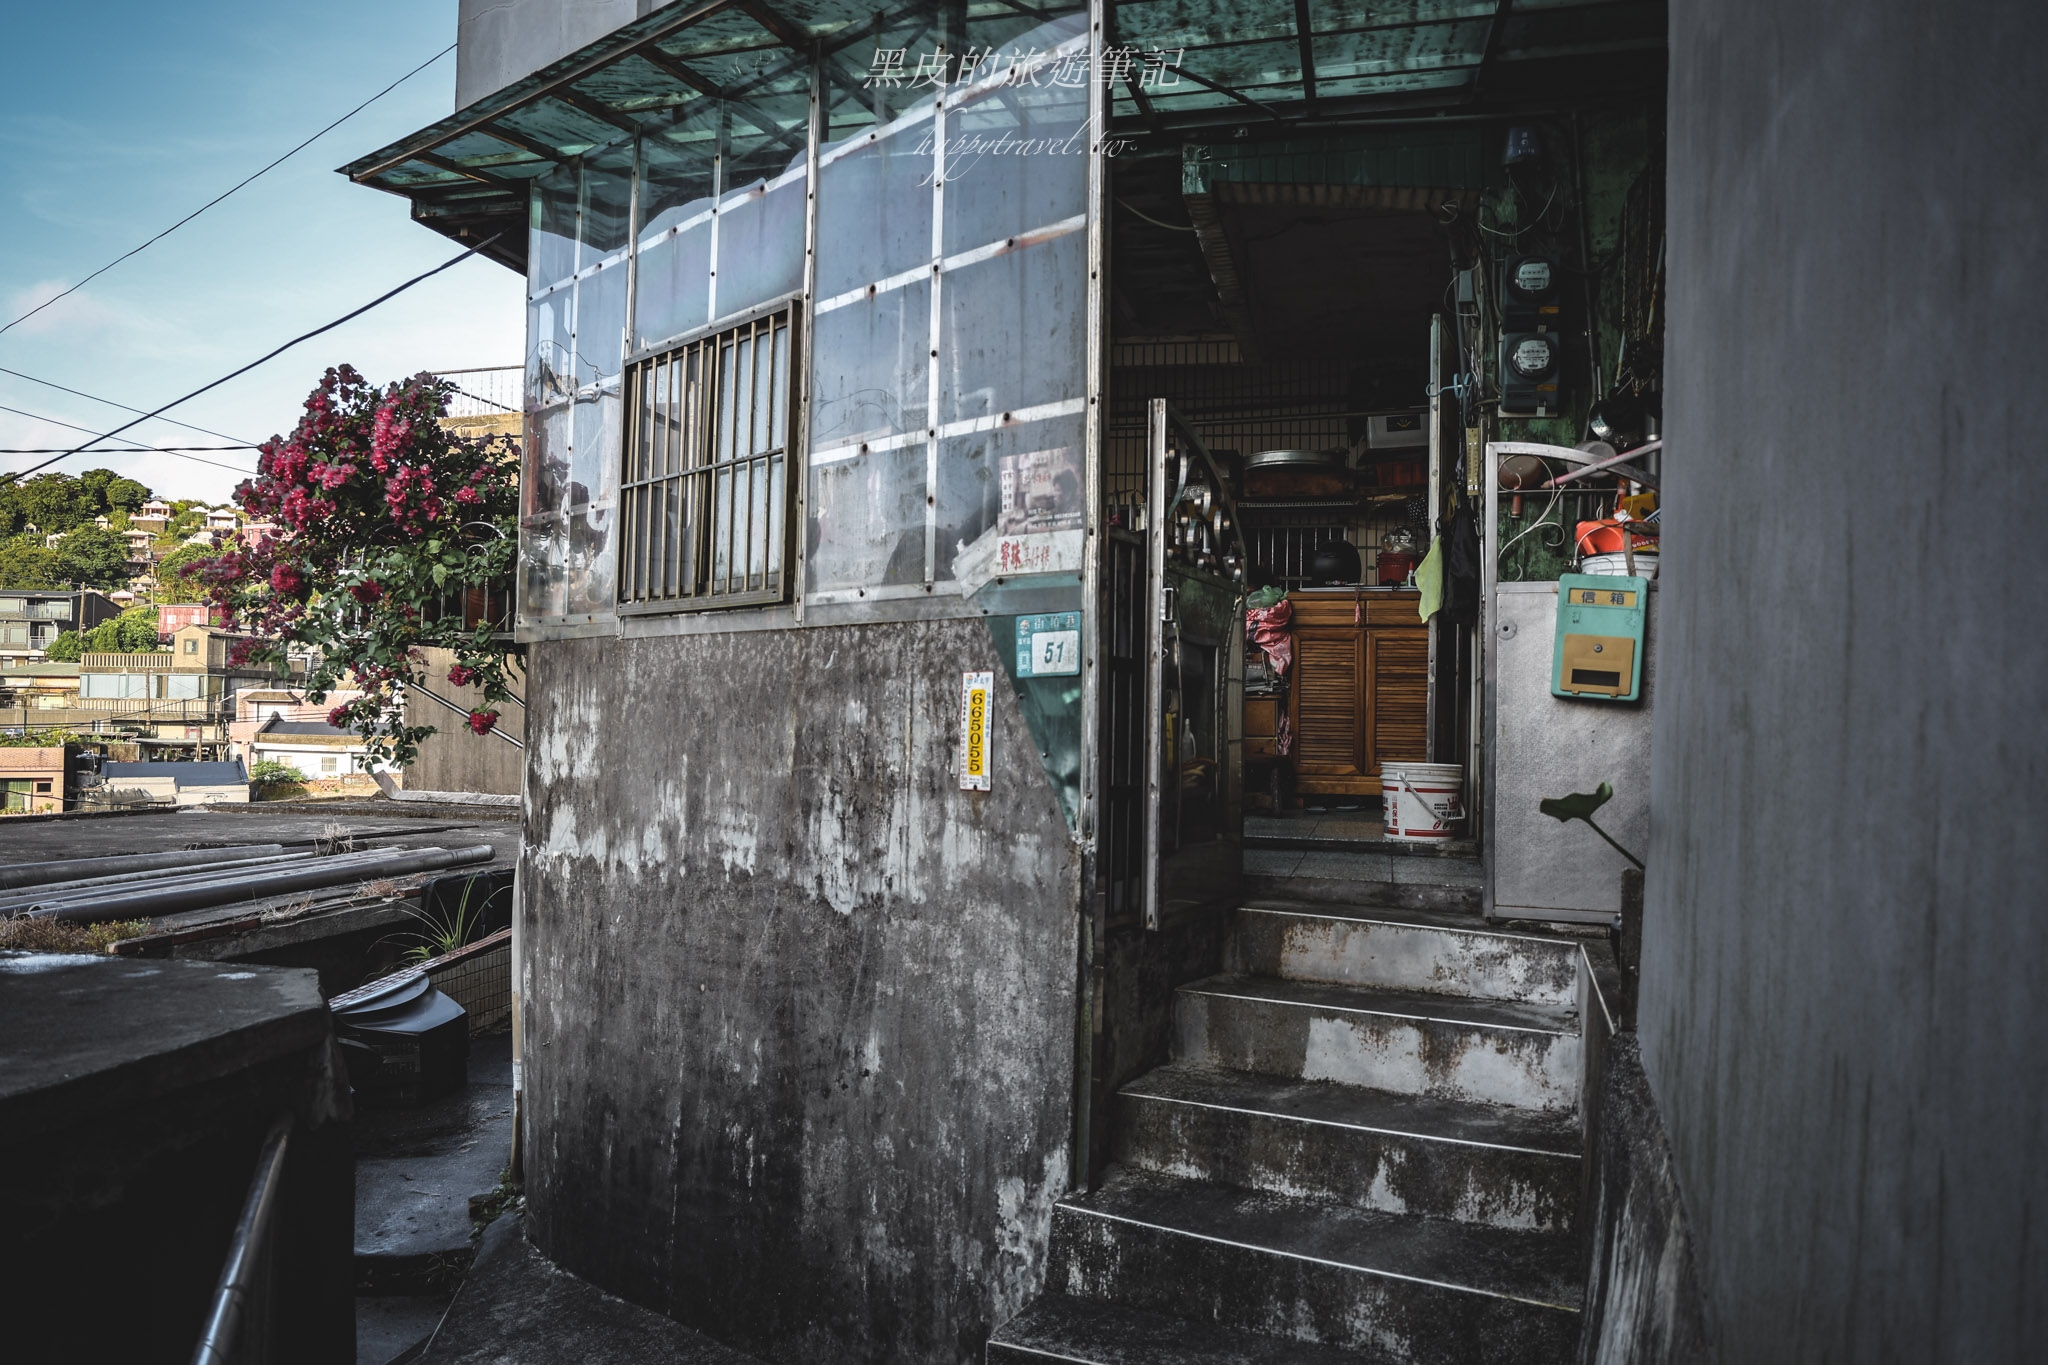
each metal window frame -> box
[617,295,803,615]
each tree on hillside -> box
[82,606,162,654]
[43,630,83,662]
[0,536,60,589]
[53,526,130,588]
[153,542,214,602]
[104,476,149,513]
[15,474,91,534]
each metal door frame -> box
[1144,398,1249,930]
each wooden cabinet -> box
[1284,591,1429,797]
[1244,695,1281,760]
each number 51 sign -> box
[1015,611,1082,678]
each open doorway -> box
[1107,141,1464,832]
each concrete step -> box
[1114,1064,1581,1233]
[1172,975,1582,1112]
[1227,905,1581,1007]
[1242,819,1478,861]
[1047,1169,1580,1365]
[1241,849,1483,913]
[987,1293,1379,1363]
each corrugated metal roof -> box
[102,761,249,783]
[259,720,358,738]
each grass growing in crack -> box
[0,915,152,953]
[387,877,507,966]
[470,1166,522,1241]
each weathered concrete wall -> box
[1645,3,2048,1361]
[456,0,654,109]
[407,647,525,796]
[1576,1033,1710,1365]
[520,619,1081,1363]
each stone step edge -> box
[1057,1200,1584,1315]
[987,1294,1379,1364]
[1244,832,1480,860]
[1180,979,1581,1038]
[1118,1078,1582,1161]
[1236,902,1586,954]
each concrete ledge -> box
[420,1215,761,1364]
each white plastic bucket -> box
[1382,761,1465,840]
[1580,550,1658,579]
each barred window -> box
[619,305,798,610]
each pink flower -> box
[349,581,383,605]
[447,664,475,688]
[270,563,303,596]
[327,705,350,727]
[467,710,498,736]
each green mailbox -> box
[1552,574,1649,702]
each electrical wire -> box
[1114,197,1199,232]
[0,401,258,474]
[0,235,499,489]
[0,366,255,445]
[0,43,457,339]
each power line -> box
[0,43,456,339]
[0,366,255,445]
[0,445,256,453]
[0,235,500,489]
[0,401,258,474]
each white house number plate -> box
[1015,612,1081,678]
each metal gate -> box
[1098,399,1246,929]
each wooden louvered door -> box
[1284,592,1430,797]
[1290,628,1367,787]
[1367,627,1430,778]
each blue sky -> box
[0,1,523,504]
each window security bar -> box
[619,305,797,611]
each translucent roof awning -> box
[341,0,1666,273]
[340,0,862,272]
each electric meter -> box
[1502,252,1562,329]
[1500,330,1564,414]
[1511,335,1556,378]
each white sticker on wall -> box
[959,670,993,791]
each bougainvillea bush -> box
[199,366,519,768]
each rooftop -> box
[102,760,249,783]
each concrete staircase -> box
[992,862,1592,1363]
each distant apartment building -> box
[67,624,285,752]
[0,745,80,814]
[130,500,171,533]
[246,716,378,780]
[0,661,81,719]
[158,603,225,637]
[0,589,120,665]
[204,507,240,533]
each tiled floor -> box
[1245,810,1392,842]
[1245,809,1477,860]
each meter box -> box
[1552,575,1649,701]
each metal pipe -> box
[1541,439,1664,487]
[5,850,391,916]
[190,1114,293,1365]
[28,844,497,923]
[0,844,286,891]
[0,852,320,911]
